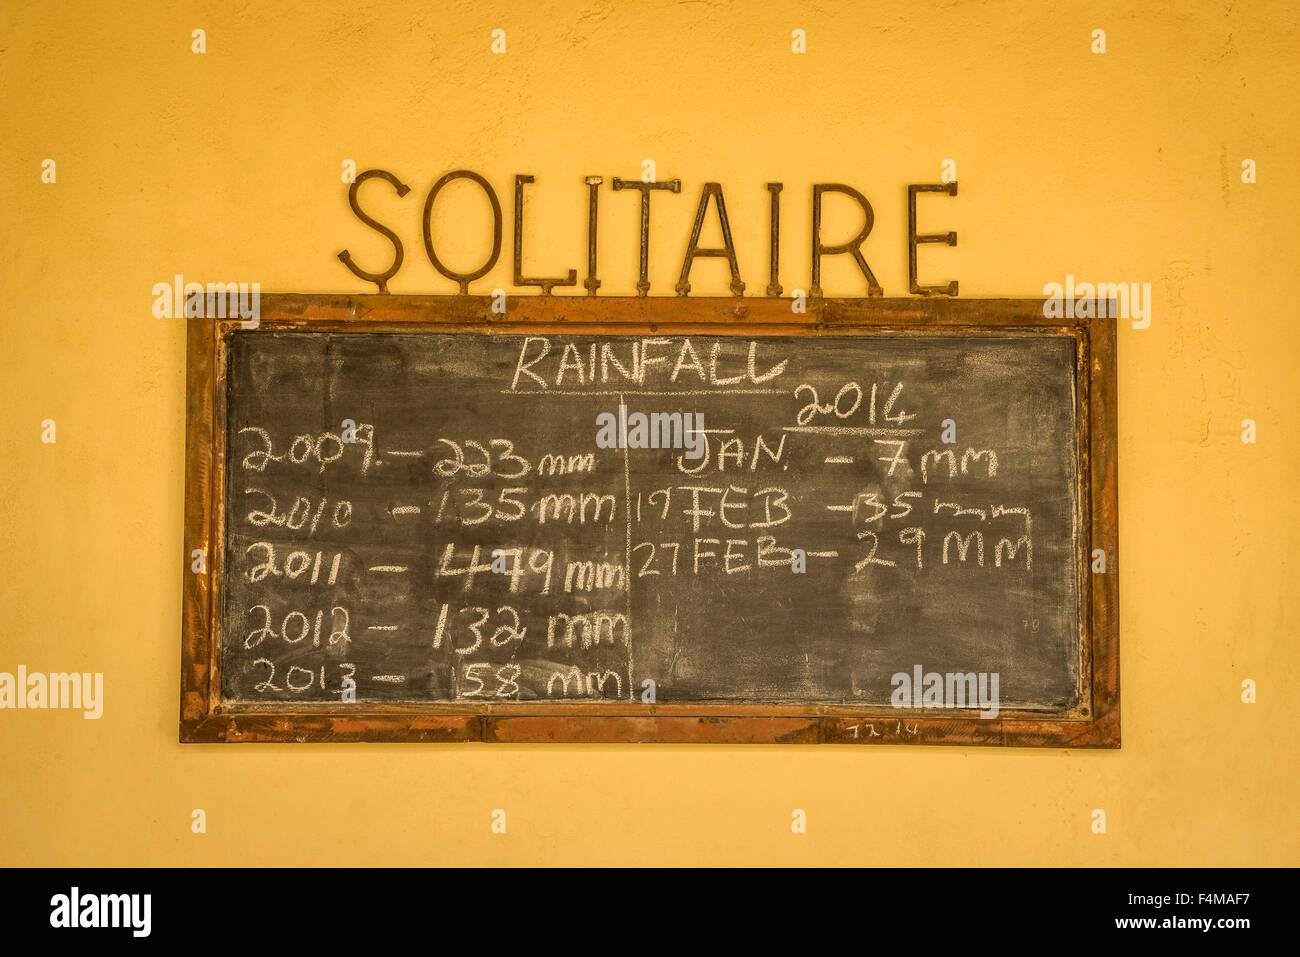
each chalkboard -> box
[181,296,1118,746]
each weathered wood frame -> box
[181,295,1118,746]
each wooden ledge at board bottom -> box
[179,710,1119,747]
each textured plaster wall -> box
[0,0,1296,865]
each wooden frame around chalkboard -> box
[181,295,1118,747]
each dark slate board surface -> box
[220,330,1081,711]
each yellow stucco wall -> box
[1,0,1296,865]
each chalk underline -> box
[500,388,787,396]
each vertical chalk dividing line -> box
[621,392,634,702]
